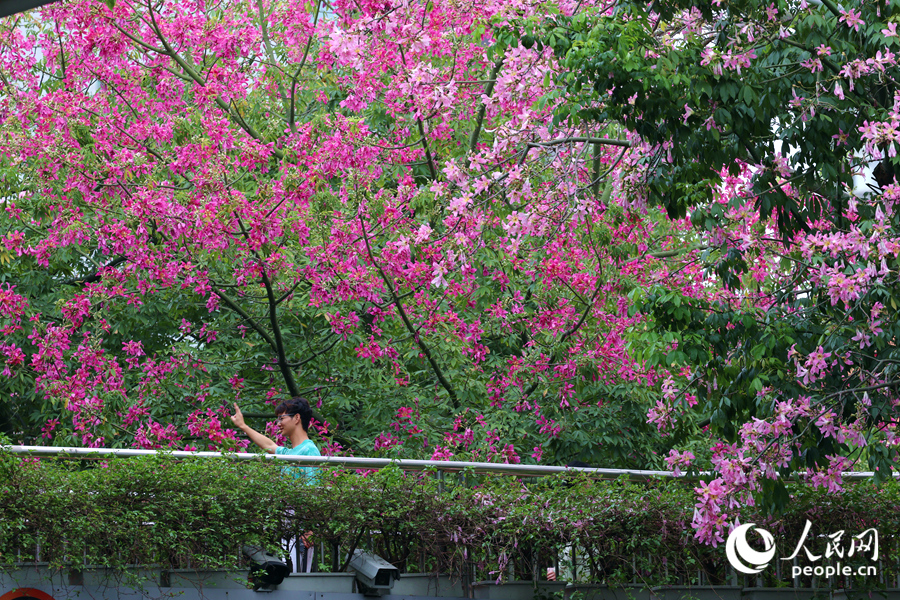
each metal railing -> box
[4,445,673,479]
[3,445,892,480]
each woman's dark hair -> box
[275,396,313,433]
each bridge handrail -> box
[5,444,673,479]
[3,445,888,480]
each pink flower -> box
[501,443,520,464]
[839,8,864,32]
[852,329,872,348]
[806,346,831,375]
[815,411,843,441]
[41,418,59,439]
[647,400,674,431]
[374,432,401,451]
[665,449,695,476]
[122,340,144,356]
[430,445,454,460]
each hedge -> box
[1,451,897,589]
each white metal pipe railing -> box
[5,445,673,479]
[3,445,892,480]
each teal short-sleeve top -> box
[275,439,320,484]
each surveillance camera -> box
[348,549,399,596]
[243,545,290,590]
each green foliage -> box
[0,453,286,570]
[532,0,892,240]
[1,454,898,589]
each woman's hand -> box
[230,402,246,429]
[229,404,277,452]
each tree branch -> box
[61,256,128,286]
[255,0,291,121]
[464,57,505,169]
[521,282,603,399]
[358,213,459,409]
[275,279,308,305]
[398,45,438,180]
[817,0,843,19]
[234,212,300,397]
[416,117,439,180]
[288,334,341,368]
[529,137,631,149]
[211,285,279,352]
[145,4,284,159]
[646,245,707,259]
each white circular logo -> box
[726,523,776,574]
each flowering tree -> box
[0,0,702,466]
[4,0,898,547]
[533,0,900,544]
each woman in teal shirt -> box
[231,396,320,572]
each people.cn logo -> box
[725,523,777,574]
